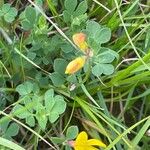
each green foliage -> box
[0,0,150,149]
[50,72,66,86]
[51,125,79,150]
[0,137,25,150]
[0,119,19,140]
[92,49,119,76]
[63,0,88,23]
[16,81,33,95]
[86,21,111,53]
[50,58,68,86]
[13,84,66,130]
[45,89,66,123]
[0,3,17,23]
[66,126,79,140]
[20,6,36,30]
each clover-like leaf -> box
[5,123,19,138]
[92,64,103,76]
[64,0,77,12]
[54,58,68,75]
[2,4,11,13]
[16,81,33,96]
[45,89,55,111]
[0,3,17,23]
[20,6,36,30]
[49,112,59,123]
[26,115,35,127]
[96,52,115,64]
[63,0,87,23]
[102,64,114,75]
[86,21,111,45]
[25,6,36,24]
[12,104,31,119]
[92,64,114,76]
[36,104,47,130]
[44,90,66,123]
[54,95,66,114]
[66,126,79,140]
[0,120,19,140]
[50,72,65,86]
[73,0,88,17]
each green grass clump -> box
[0,0,150,150]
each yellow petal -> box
[72,33,88,51]
[79,42,88,51]
[87,139,107,148]
[73,33,86,45]
[75,131,88,143]
[75,146,98,150]
[65,57,85,74]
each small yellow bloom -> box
[65,57,85,74]
[74,131,106,150]
[73,33,88,52]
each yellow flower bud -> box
[65,57,85,74]
[72,33,88,51]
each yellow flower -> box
[65,57,85,74]
[73,131,106,150]
[72,33,88,52]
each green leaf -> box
[54,58,68,75]
[65,145,72,150]
[92,64,114,76]
[73,0,88,17]
[86,21,100,36]
[6,123,19,137]
[38,15,47,30]
[66,74,77,83]
[54,95,66,114]
[1,4,17,23]
[0,137,25,150]
[32,83,40,93]
[48,95,66,123]
[4,14,15,23]
[13,104,31,119]
[66,126,78,140]
[61,43,74,53]
[0,119,10,133]
[63,10,71,22]
[9,7,17,17]
[25,6,36,24]
[49,112,59,123]
[44,89,55,111]
[97,27,111,44]
[0,10,4,16]
[26,115,35,127]
[2,4,10,13]
[96,52,115,64]
[50,72,65,86]
[86,21,111,44]
[21,6,36,30]
[51,137,66,144]
[21,20,33,30]
[27,52,36,60]
[92,64,103,76]
[22,96,33,112]
[102,64,114,75]
[36,105,47,130]
[64,0,77,12]
[16,81,33,95]
[72,14,87,26]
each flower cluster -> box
[65,33,90,75]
